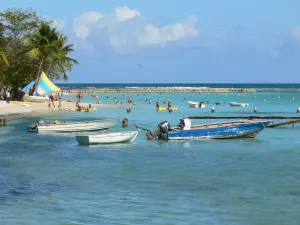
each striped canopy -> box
[22,72,61,96]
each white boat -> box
[28,119,117,133]
[23,95,49,103]
[188,101,206,108]
[229,102,249,107]
[75,130,139,145]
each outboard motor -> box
[158,121,171,134]
[27,124,37,132]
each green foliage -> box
[0,8,78,89]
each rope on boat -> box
[133,124,151,132]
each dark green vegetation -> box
[0,8,78,91]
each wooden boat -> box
[23,95,49,103]
[229,102,249,107]
[27,119,117,133]
[151,119,272,140]
[76,130,139,145]
[188,101,206,108]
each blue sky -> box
[2,0,300,83]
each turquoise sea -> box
[1,89,300,225]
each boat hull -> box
[23,95,49,103]
[37,119,117,133]
[229,102,249,107]
[188,101,205,108]
[76,131,139,145]
[167,121,271,140]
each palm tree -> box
[0,48,8,65]
[24,23,78,93]
[49,35,78,80]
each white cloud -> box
[73,11,103,39]
[73,6,200,52]
[114,6,143,22]
[138,16,199,46]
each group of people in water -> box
[75,102,93,112]
[83,92,230,115]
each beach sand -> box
[0,100,116,117]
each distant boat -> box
[27,119,117,133]
[150,119,272,140]
[188,101,206,108]
[229,102,249,107]
[76,130,139,145]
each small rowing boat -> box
[188,101,206,108]
[75,130,139,145]
[27,119,117,133]
[229,102,249,107]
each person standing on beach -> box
[48,100,53,111]
[58,100,62,110]
[5,89,10,103]
[76,92,81,103]
[49,94,55,108]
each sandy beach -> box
[0,100,115,117]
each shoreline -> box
[0,100,121,118]
[68,87,256,93]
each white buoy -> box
[254,106,257,113]
[211,107,215,113]
[297,107,300,113]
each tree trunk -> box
[33,59,43,95]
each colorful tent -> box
[22,72,61,96]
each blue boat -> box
[150,119,272,140]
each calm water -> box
[1,91,300,225]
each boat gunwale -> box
[170,120,271,131]
[76,130,138,139]
[37,119,118,127]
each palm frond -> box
[27,48,41,59]
[0,51,9,65]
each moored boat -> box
[229,102,249,107]
[147,118,272,140]
[188,101,206,108]
[76,130,139,145]
[27,119,118,133]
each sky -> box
[2,0,300,83]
